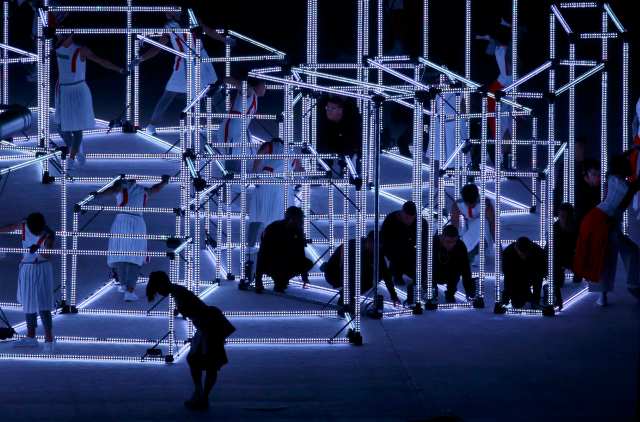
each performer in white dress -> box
[137,12,226,135]
[92,176,170,301]
[217,77,267,173]
[0,213,56,352]
[245,138,302,278]
[451,184,496,263]
[54,34,125,168]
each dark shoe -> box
[273,285,286,293]
[445,291,456,304]
[254,279,264,294]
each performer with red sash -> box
[92,176,170,301]
[574,151,640,306]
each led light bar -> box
[0,151,61,175]
[555,62,605,95]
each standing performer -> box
[254,206,314,293]
[54,33,125,168]
[574,159,601,224]
[92,176,170,301]
[217,77,267,173]
[138,12,225,135]
[147,271,235,411]
[0,213,56,352]
[477,22,513,167]
[628,97,640,216]
[246,138,302,275]
[574,151,640,306]
[450,184,496,264]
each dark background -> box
[1,0,638,159]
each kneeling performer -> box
[254,206,313,293]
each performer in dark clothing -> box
[431,225,476,303]
[316,95,362,174]
[547,203,579,309]
[501,237,547,308]
[146,271,235,412]
[255,206,314,293]
[574,159,601,224]
[322,231,400,308]
[380,201,429,288]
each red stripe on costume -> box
[468,205,474,218]
[71,48,81,73]
[21,223,25,241]
[143,193,148,207]
[487,80,504,139]
[119,189,129,207]
[266,143,273,154]
[36,235,47,246]
[629,135,640,182]
[173,35,188,71]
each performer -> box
[431,225,476,303]
[138,12,225,135]
[0,213,56,352]
[628,97,640,216]
[246,138,302,276]
[216,77,267,173]
[316,95,362,175]
[380,201,429,292]
[477,22,513,167]
[322,231,401,309]
[54,33,125,168]
[545,203,579,310]
[254,206,314,293]
[574,151,640,306]
[501,237,546,309]
[574,159,601,224]
[92,176,170,301]
[450,183,496,264]
[147,271,235,411]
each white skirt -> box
[462,217,495,253]
[166,61,217,94]
[54,82,96,132]
[248,185,286,225]
[107,213,147,267]
[17,261,55,313]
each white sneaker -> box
[14,337,38,348]
[77,153,86,166]
[43,340,56,354]
[145,124,157,136]
[117,284,126,293]
[124,291,139,302]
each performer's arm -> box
[252,143,269,173]
[146,175,171,196]
[451,202,462,229]
[137,34,170,63]
[81,47,125,74]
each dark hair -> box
[608,154,631,177]
[285,206,304,220]
[515,236,534,254]
[146,271,171,302]
[582,159,600,175]
[326,95,346,108]
[402,201,417,216]
[26,212,46,235]
[557,202,574,215]
[442,225,459,238]
[461,184,480,204]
